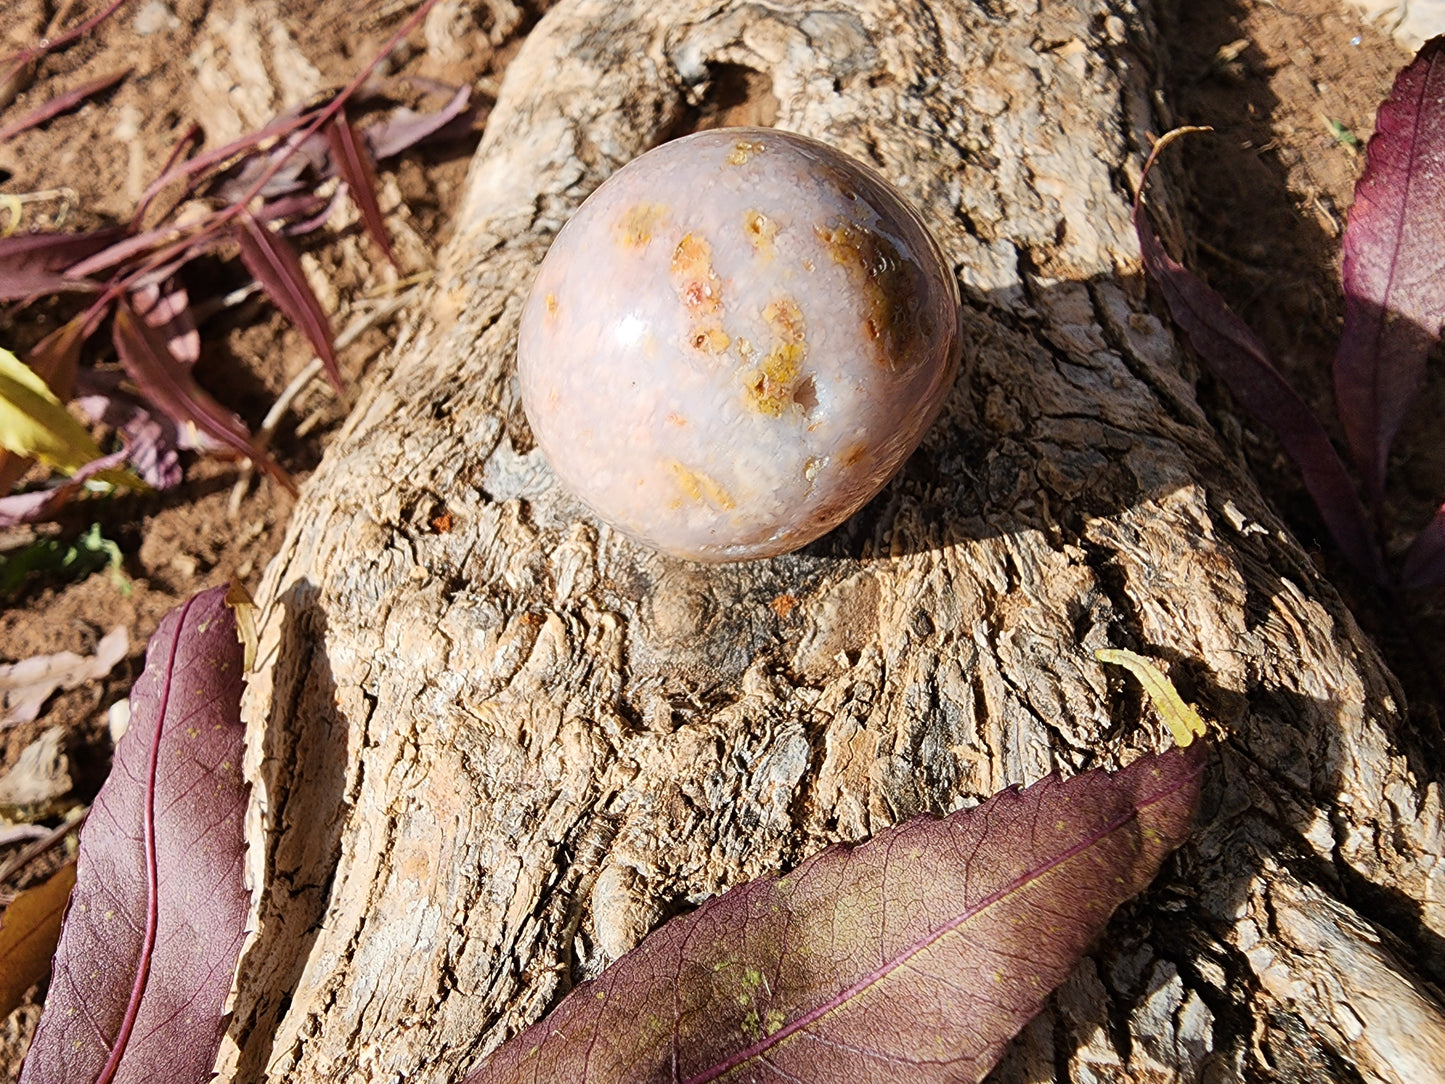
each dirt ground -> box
[0,0,1431,1077]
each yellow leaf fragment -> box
[1095,648,1207,747]
[0,346,101,474]
[225,578,258,672]
[0,860,76,1016]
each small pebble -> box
[133,0,179,36]
[518,128,960,561]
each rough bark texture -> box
[220,1,1445,1082]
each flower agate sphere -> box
[518,127,960,561]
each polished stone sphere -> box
[517,127,960,562]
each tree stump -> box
[219,1,1445,1081]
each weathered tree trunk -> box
[219,1,1445,1081]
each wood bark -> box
[219,1,1445,1081]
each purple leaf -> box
[467,745,1204,1084]
[1335,36,1445,507]
[0,68,130,143]
[325,114,398,266]
[138,109,318,216]
[18,586,250,1084]
[1403,503,1445,589]
[364,84,474,161]
[233,212,341,390]
[111,296,295,493]
[0,228,124,300]
[1132,172,1386,584]
[0,448,129,528]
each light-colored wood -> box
[219,1,1445,1081]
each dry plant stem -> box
[226,286,423,517]
[0,0,130,91]
[0,808,87,886]
[0,189,78,234]
[227,3,1445,1083]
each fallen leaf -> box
[0,626,127,727]
[1095,649,1208,747]
[466,746,1204,1084]
[1132,137,1385,584]
[0,862,77,1018]
[1335,36,1445,507]
[18,586,250,1084]
[0,345,104,475]
[364,84,475,161]
[225,579,258,672]
[0,727,73,813]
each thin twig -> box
[0,0,131,90]
[227,284,423,517]
[0,806,87,885]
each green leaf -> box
[0,523,128,599]
[0,346,102,475]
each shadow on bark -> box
[225,579,348,1082]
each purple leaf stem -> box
[0,69,130,143]
[1403,503,1445,590]
[1132,186,1386,584]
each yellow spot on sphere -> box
[614,202,669,247]
[668,461,736,510]
[762,297,805,345]
[671,233,723,317]
[688,325,731,354]
[727,139,765,165]
[744,209,778,257]
[744,297,811,416]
